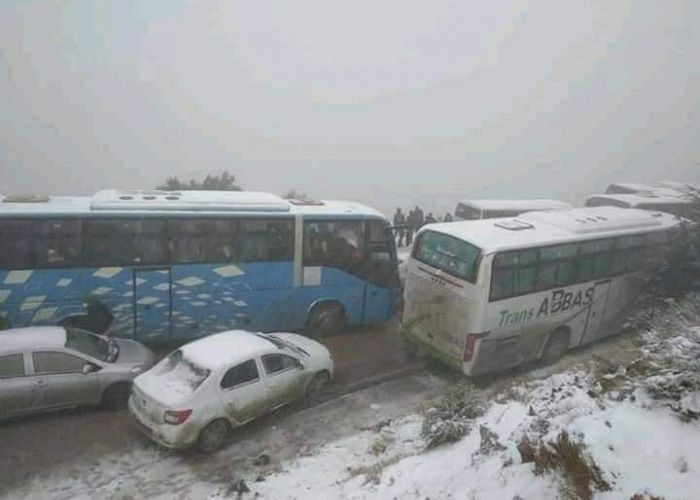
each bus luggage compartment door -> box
[581,280,611,344]
[133,268,172,342]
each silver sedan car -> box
[0,326,155,419]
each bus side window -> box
[491,249,538,300]
[303,220,365,274]
[43,219,82,267]
[364,220,396,287]
[240,219,294,262]
[84,219,166,266]
[0,219,41,270]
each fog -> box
[1,0,698,216]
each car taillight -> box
[164,409,192,425]
[463,333,486,362]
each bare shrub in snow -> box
[420,384,485,449]
[521,431,611,500]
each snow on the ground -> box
[8,302,700,500]
[248,368,700,499]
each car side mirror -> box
[296,359,305,370]
[82,363,99,375]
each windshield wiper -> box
[267,334,310,357]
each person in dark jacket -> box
[406,209,416,246]
[414,206,425,228]
[444,212,454,222]
[393,208,406,247]
[425,212,437,225]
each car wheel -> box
[306,371,331,401]
[307,303,345,338]
[541,329,570,365]
[102,383,131,411]
[198,419,230,453]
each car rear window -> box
[151,350,210,396]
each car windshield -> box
[151,350,211,396]
[65,328,111,362]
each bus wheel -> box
[541,329,570,365]
[306,303,345,338]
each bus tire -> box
[306,302,346,338]
[198,419,230,453]
[102,383,131,411]
[541,329,570,365]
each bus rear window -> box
[414,231,480,282]
[455,204,481,220]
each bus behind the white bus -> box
[454,199,572,221]
[401,207,678,376]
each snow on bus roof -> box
[457,199,573,211]
[426,207,679,254]
[179,330,275,370]
[0,190,387,219]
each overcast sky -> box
[1,0,698,216]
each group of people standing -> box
[392,206,454,247]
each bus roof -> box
[586,193,691,208]
[0,190,387,220]
[424,207,679,254]
[456,199,573,211]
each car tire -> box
[102,383,131,411]
[541,329,570,365]
[198,419,230,454]
[306,303,345,339]
[306,371,331,401]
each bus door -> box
[581,280,611,344]
[363,221,400,323]
[133,267,172,342]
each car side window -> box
[32,352,86,374]
[261,354,298,375]
[220,359,259,389]
[0,354,25,379]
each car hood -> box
[115,338,156,367]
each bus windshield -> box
[415,231,480,282]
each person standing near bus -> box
[425,212,437,225]
[414,205,424,229]
[393,207,406,247]
[444,212,454,222]
[406,209,415,246]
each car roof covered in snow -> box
[456,199,573,211]
[0,190,388,220]
[421,207,680,254]
[0,326,67,353]
[179,330,277,370]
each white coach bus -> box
[401,207,678,376]
[454,199,572,221]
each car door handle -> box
[35,380,46,386]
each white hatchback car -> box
[129,330,334,452]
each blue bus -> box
[0,190,399,342]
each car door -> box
[31,351,102,409]
[0,353,35,418]
[261,354,305,409]
[218,359,268,425]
